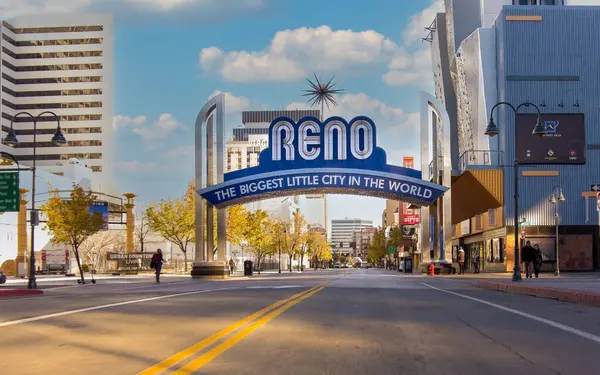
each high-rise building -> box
[331,218,373,255]
[353,226,376,258]
[0,14,114,185]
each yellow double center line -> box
[139,283,328,375]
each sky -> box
[3,0,444,226]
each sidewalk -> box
[468,273,600,307]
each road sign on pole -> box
[592,184,600,192]
[0,172,19,212]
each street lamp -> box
[2,111,67,289]
[240,239,248,264]
[485,102,545,282]
[278,223,287,274]
[549,185,565,276]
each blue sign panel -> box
[89,201,109,230]
[199,116,448,207]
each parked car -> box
[334,262,341,268]
[0,269,6,284]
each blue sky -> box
[4,0,442,225]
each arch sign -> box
[199,116,447,207]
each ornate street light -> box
[2,111,67,289]
[549,185,565,276]
[486,102,545,282]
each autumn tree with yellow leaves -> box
[41,184,104,283]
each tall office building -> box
[0,14,114,185]
[331,218,373,255]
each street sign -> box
[0,172,19,212]
[592,184,600,192]
[521,221,530,227]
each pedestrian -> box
[150,249,165,283]
[473,251,480,273]
[229,258,235,274]
[521,241,535,278]
[458,248,466,274]
[533,244,543,278]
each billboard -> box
[401,156,420,225]
[89,201,109,230]
[515,113,586,164]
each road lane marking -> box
[0,287,236,328]
[422,282,600,345]
[138,284,324,375]
[171,284,328,375]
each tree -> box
[135,208,151,254]
[41,184,104,283]
[388,226,403,251]
[296,232,309,272]
[286,210,307,272]
[244,210,273,275]
[79,230,125,272]
[226,205,248,246]
[146,185,194,272]
[368,228,387,265]
[306,232,331,269]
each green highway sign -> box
[0,172,19,212]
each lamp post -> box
[485,102,546,282]
[240,239,248,264]
[2,111,67,289]
[279,226,287,273]
[549,185,565,276]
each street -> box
[1,269,599,375]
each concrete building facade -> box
[423,0,600,272]
[1,14,114,186]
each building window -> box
[11,50,103,59]
[513,0,559,4]
[4,113,102,122]
[5,75,103,85]
[1,60,103,72]
[1,36,104,47]
[15,153,102,161]
[2,22,104,34]
[90,165,102,172]
[2,125,102,135]
[2,86,102,97]
[12,140,102,148]
[488,209,496,227]
[1,100,102,110]
[475,215,483,231]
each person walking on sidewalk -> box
[533,244,543,278]
[473,251,480,273]
[151,249,165,283]
[458,248,466,274]
[521,241,535,279]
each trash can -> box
[405,258,413,274]
[244,260,253,276]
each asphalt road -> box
[1,269,599,375]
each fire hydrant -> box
[428,263,435,276]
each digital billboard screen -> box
[515,113,586,164]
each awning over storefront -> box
[451,169,503,225]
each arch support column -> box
[191,93,230,279]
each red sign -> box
[402,156,420,225]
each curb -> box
[0,289,44,297]
[477,280,600,307]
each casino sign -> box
[199,116,447,207]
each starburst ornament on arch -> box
[302,73,345,119]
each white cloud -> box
[210,90,250,113]
[115,160,158,172]
[401,0,444,45]
[113,113,184,141]
[199,25,399,83]
[113,115,147,129]
[0,0,268,21]
[200,0,440,87]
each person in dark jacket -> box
[521,241,535,279]
[151,249,165,283]
[533,244,543,278]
